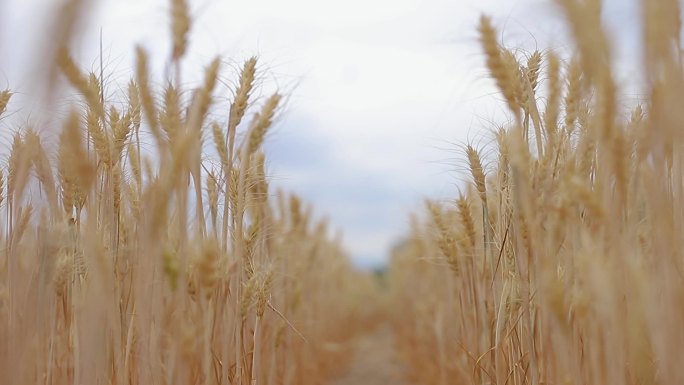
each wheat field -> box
[2,0,684,384]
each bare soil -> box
[327,325,412,385]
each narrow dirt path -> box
[327,325,412,385]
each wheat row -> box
[388,1,684,384]
[0,1,375,383]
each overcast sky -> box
[1,0,643,267]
